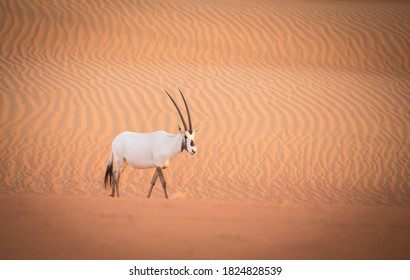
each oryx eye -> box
[191,140,195,146]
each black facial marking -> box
[191,140,195,147]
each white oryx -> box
[104,89,197,199]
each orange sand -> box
[0,0,409,259]
[1,194,409,259]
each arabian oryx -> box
[104,89,197,199]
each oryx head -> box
[165,89,198,155]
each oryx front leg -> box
[147,169,159,198]
[157,167,169,199]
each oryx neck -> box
[180,134,186,153]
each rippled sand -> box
[0,0,409,259]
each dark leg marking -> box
[115,180,120,197]
[157,167,168,199]
[147,169,159,198]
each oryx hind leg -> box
[109,180,115,197]
[109,171,118,197]
[110,158,123,198]
[157,167,168,199]
[114,168,122,197]
[115,176,120,197]
[147,169,159,198]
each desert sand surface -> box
[1,194,410,260]
[0,0,409,259]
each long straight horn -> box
[165,90,188,131]
[178,89,192,132]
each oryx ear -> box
[178,125,183,132]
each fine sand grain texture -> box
[0,194,409,260]
[0,0,409,259]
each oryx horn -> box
[165,90,188,131]
[178,89,192,132]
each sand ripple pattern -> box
[1,0,409,206]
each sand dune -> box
[1,0,408,206]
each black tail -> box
[104,154,113,190]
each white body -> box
[112,130,187,169]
